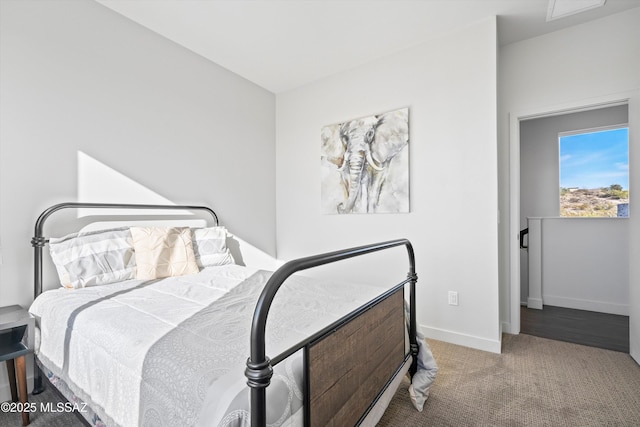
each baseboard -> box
[543,295,629,316]
[501,320,517,335]
[527,297,543,310]
[419,324,501,354]
[0,382,10,404]
[0,361,35,403]
[0,367,11,403]
[0,374,34,403]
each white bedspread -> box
[29,265,391,427]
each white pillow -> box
[130,226,200,280]
[191,227,235,268]
[49,227,136,288]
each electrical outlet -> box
[448,291,458,306]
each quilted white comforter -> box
[29,265,390,427]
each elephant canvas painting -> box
[321,108,409,214]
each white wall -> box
[0,0,276,397]
[0,0,276,307]
[498,7,640,335]
[629,93,640,363]
[0,0,275,401]
[540,218,629,315]
[276,18,500,352]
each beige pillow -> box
[130,227,199,280]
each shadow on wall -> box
[76,151,280,270]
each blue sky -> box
[559,127,629,190]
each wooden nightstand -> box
[0,305,34,426]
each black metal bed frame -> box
[247,239,418,426]
[31,202,418,426]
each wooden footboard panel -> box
[308,289,405,426]
[247,238,417,427]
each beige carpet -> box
[2,334,639,426]
[378,334,640,426]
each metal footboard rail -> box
[246,238,418,427]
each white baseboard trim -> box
[0,383,10,404]
[501,320,517,335]
[543,295,629,316]
[419,324,501,354]
[527,297,543,310]
[0,373,34,403]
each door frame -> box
[508,91,636,336]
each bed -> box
[28,202,431,427]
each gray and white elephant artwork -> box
[321,108,409,214]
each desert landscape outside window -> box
[559,126,629,217]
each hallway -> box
[520,305,629,353]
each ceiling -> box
[95,0,640,93]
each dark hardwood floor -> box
[520,305,630,353]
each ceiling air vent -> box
[546,0,606,21]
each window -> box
[559,126,629,217]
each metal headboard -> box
[31,202,218,299]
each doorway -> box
[517,105,630,351]
[508,93,638,361]
[519,105,629,302]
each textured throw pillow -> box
[49,227,136,288]
[130,226,199,280]
[191,227,235,268]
